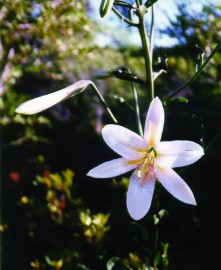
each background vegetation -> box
[1,0,221,269]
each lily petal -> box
[87,157,137,178]
[144,97,164,147]
[15,80,91,115]
[156,140,204,168]
[156,167,196,205]
[102,125,146,159]
[126,170,155,220]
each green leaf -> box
[161,242,169,267]
[163,97,188,106]
[110,66,146,84]
[144,0,159,9]
[94,66,145,84]
[154,251,161,267]
[45,256,52,265]
[114,1,133,8]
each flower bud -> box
[15,80,91,115]
[99,0,114,18]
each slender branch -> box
[131,81,143,136]
[112,6,138,27]
[149,5,155,62]
[154,222,159,261]
[164,40,221,101]
[205,128,221,154]
[152,183,161,265]
[90,82,118,124]
[123,66,143,136]
[137,9,154,105]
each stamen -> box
[136,147,157,182]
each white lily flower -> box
[15,80,91,115]
[87,97,204,220]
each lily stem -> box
[149,5,155,62]
[90,82,118,124]
[135,0,140,7]
[122,66,143,136]
[137,6,154,106]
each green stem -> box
[90,82,118,124]
[164,40,221,101]
[137,8,154,106]
[135,0,140,7]
[154,224,159,259]
[112,7,138,27]
[149,5,155,62]
[132,81,143,136]
[121,66,143,135]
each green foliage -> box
[80,210,110,243]
[35,168,74,222]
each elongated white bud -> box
[15,80,91,115]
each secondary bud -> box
[99,0,114,18]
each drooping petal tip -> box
[156,167,197,206]
[126,170,155,220]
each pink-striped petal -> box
[87,157,137,178]
[15,80,91,115]
[126,170,155,220]
[144,97,165,147]
[156,167,196,205]
[102,125,146,159]
[156,140,204,168]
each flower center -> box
[136,147,157,182]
